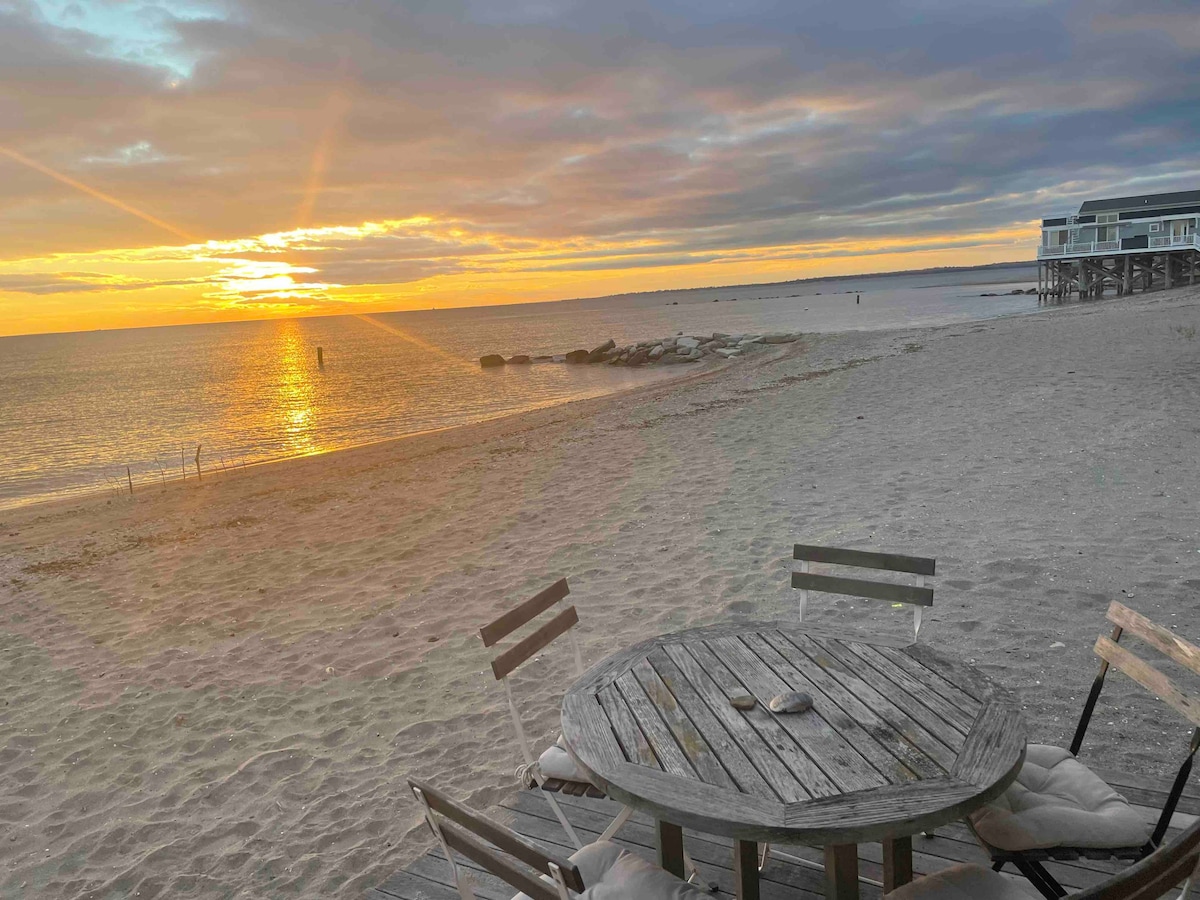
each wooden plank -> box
[596,684,659,768]
[773,632,958,772]
[793,545,935,577]
[837,640,975,735]
[560,691,629,790]
[708,635,889,794]
[950,702,1026,790]
[792,572,933,606]
[407,848,520,900]
[1106,602,1200,677]
[631,657,739,790]
[657,820,685,878]
[373,869,464,900]
[783,777,984,839]
[874,644,988,711]
[663,642,814,803]
[410,779,584,891]
[490,606,578,680]
[749,631,941,783]
[480,578,570,647]
[791,634,966,752]
[1090,766,1200,818]
[609,762,786,836]
[614,669,698,780]
[647,647,778,798]
[1095,636,1200,727]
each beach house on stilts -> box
[1038,189,1200,300]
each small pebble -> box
[769,691,813,714]
[730,694,757,711]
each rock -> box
[660,353,687,365]
[564,349,590,364]
[661,337,677,348]
[700,340,726,351]
[677,337,700,350]
[480,354,506,368]
[768,691,813,714]
[1010,288,1025,295]
[626,349,650,367]
[1050,641,1066,649]
[684,349,702,361]
[741,334,763,343]
[762,333,798,344]
[586,339,616,363]
[508,355,531,364]
[715,348,741,358]
[533,355,553,361]
[980,293,997,297]
[730,694,757,711]
[552,354,566,362]
[648,344,665,360]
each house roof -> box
[1079,190,1200,214]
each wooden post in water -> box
[181,447,186,481]
[127,466,133,496]
[317,346,324,368]
[195,444,202,481]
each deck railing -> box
[1150,234,1199,249]
[1039,234,1198,258]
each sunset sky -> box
[2,0,1199,337]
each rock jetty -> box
[479,331,800,368]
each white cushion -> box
[512,841,710,900]
[538,743,590,783]
[885,863,1037,900]
[969,744,1150,851]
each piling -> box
[317,346,325,368]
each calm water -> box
[0,264,1042,509]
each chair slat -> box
[793,544,935,576]
[1094,636,1200,727]
[1107,602,1200,678]
[410,779,583,891]
[440,821,566,900]
[791,571,934,607]
[481,579,571,648]
[491,606,580,680]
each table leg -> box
[883,836,913,892]
[656,820,685,879]
[733,840,760,900]
[824,843,859,900]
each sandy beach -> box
[3,288,1200,899]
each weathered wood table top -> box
[561,622,1026,900]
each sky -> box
[1,0,1199,336]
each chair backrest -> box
[792,544,936,639]
[480,578,584,768]
[1070,815,1200,900]
[1071,601,1200,847]
[409,778,584,900]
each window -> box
[1150,222,1162,233]
[1099,225,1117,242]
[1097,213,1118,224]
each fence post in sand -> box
[195,444,202,481]
[126,466,133,496]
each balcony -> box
[1150,233,1199,249]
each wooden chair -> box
[967,601,1200,900]
[480,579,710,889]
[409,778,712,900]
[792,544,936,640]
[756,545,938,879]
[885,814,1200,900]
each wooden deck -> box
[372,767,1199,900]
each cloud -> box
[2,0,1200,332]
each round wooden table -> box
[560,622,1027,900]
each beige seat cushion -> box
[886,863,1037,900]
[538,738,592,784]
[512,840,710,900]
[969,744,1150,851]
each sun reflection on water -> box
[274,322,320,456]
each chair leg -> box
[538,782,583,849]
[683,846,718,893]
[598,805,633,842]
[1013,859,1067,900]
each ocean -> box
[0,263,1043,509]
